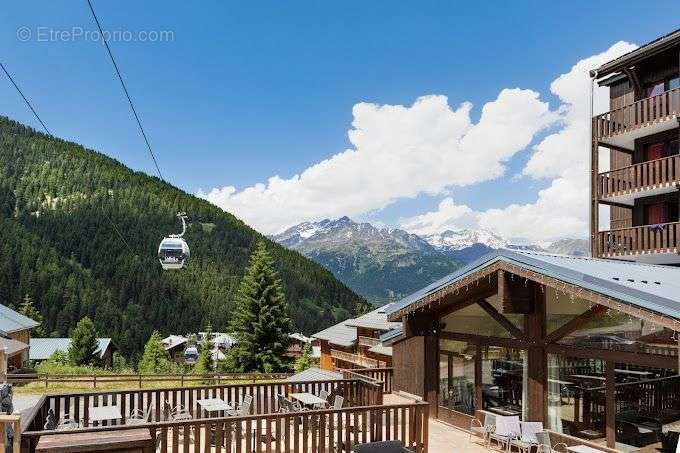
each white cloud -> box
[400,41,638,243]
[199,89,554,234]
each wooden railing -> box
[8,372,291,389]
[357,336,381,348]
[341,368,393,394]
[594,88,679,139]
[0,415,21,453]
[22,402,430,453]
[330,350,378,368]
[21,379,383,435]
[597,221,680,256]
[598,154,680,198]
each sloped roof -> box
[344,303,400,331]
[0,304,40,335]
[386,249,680,321]
[29,338,113,361]
[368,344,393,356]
[593,28,680,78]
[289,333,313,343]
[379,325,403,344]
[0,337,29,357]
[162,335,188,350]
[312,320,356,347]
[286,367,343,382]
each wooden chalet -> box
[0,303,40,370]
[383,248,680,451]
[592,28,680,262]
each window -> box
[667,77,679,91]
[646,81,665,97]
[644,142,664,161]
[548,355,606,443]
[481,346,526,419]
[438,340,476,415]
[645,202,667,225]
[440,295,524,338]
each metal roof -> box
[379,325,403,343]
[289,333,313,343]
[592,28,680,78]
[29,338,113,361]
[368,344,393,356]
[386,249,680,321]
[0,337,29,357]
[286,367,343,382]
[161,335,188,350]
[0,304,40,335]
[344,304,400,331]
[312,320,356,347]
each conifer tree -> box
[68,317,101,366]
[227,241,292,372]
[138,330,172,373]
[294,343,313,374]
[194,323,214,374]
[18,294,45,337]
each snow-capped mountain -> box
[272,217,589,305]
[423,229,508,251]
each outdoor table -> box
[197,398,233,417]
[88,405,122,424]
[36,428,154,453]
[289,392,328,408]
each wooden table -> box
[89,406,122,424]
[36,428,154,453]
[289,392,327,407]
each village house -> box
[0,303,40,370]
[29,338,116,368]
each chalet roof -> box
[0,304,40,335]
[312,320,356,347]
[161,335,188,351]
[29,338,113,361]
[368,344,393,356]
[379,325,403,344]
[313,304,398,347]
[0,337,29,357]
[593,28,680,78]
[289,333,313,344]
[286,367,343,382]
[386,249,680,321]
[344,303,400,331]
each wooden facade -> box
[592,36,680,261]
[388,260,680,451]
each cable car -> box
[158,212,190,270]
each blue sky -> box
[2,2,679,241]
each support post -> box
[606,361,616,449]
[0,348,6,384]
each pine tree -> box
[294,343,313,374]
[227,241,293,372]
[138,331,172,373]
[68,317,101,366]
[18,294,45,337]
[194,323,214,375]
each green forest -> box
[0,116,370,361]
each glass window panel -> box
[438,340,476,415]
[441,298,523,338]
[667,77,679,90]
[548,355,606,442]
[646,81,665,97]
[614,362,679,450]
[481,346,526,419]
[546,287,592,334]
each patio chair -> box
[127,406,152,425]
[330,395,344,410]
[314,389,330,409]
[488,415,520,451]
[535,431,568,453]
[228,395,253,417]
[469,412,495,443]
[351,440,412,452]
[510,421,543,453]
[56,414,81,431]
[165,400,193,421]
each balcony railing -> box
[598,154,680,198]
[597,221,680,257]
[594,88,679,140]
[358,336,381,348]
[330,349,378,368]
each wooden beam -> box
[545,305,609,344]
[440,331,531,349]
[545,343,678,371]
[474,344,482,412]
[476,299,526,340]
[597,141,634,155]
[623,67,642,98]
[605,361,616,449]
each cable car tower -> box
[158,212,190,270]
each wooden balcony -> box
[594,88,679,142]
[357,336,381,348]
[330,349,378,368]
[598,154,680,203]
[597,221,680,259]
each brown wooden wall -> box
[392,336,425,398]
[319,340,334,371]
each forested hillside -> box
[0,117,369,360]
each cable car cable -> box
[0,62,51,135]
[85,0,165,181]
[0,61,137,256]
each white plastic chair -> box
[488,415,520,451]
[510,421,543,453]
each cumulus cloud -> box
[199,89,554,234]
[399,41,637,243]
